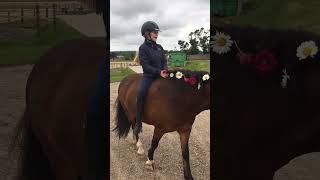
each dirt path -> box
[1,66,320,180]
[0,65,33,180]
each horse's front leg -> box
[178,128,194,180]
[145,128,164,170]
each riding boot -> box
[133,98,143,136]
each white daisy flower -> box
[202,74,210,81]
[198,83,201,90]
[296,40,318,60]
[169,73,174,78]
[211,32,233,54]
[281,68,290,88]
[175,71,183,79]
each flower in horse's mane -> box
[296,41,318,60]
[198,83,201,90]
[202,74,210,81]
[281,68,290,88]
[184,76,197,86]
[211,32,233,54]
[169,73,174,78]
[175,71,183,79]
[188,77,197,86]
[253,50,278,74]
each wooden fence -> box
[0,1,95,37]
[110,61,135,69]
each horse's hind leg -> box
[135,133,145,155]
[145,128,164,170]
[131,124,138,144]
[131,124,145,155]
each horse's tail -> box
[113,97,131,139]
[10,108,54,180]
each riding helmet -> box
[141,21,160,36]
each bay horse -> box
[10,38,107,180]
[113,70,211,180]
[212,25,320,180]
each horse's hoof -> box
[136,140,142,148]
[145,159,154,165]
[137,147,144,155]
[145,159,154,170]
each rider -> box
[133,21,169,136]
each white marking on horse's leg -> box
[136,139,144,155]
[131,133,137,144]
[137,146,145,155]
[146,159,154,165]
[136,139,142,148]
[145,158,155,170]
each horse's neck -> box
[169,81,209,114]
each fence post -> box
[53,4,56,31]
[36,4,40,36]
[7,11,10,22]
[46,7,48,18]
[21,8,24,23]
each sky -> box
[110,0,210,51]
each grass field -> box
[110,68,136,83]
[170,60,210,72]
[0,19,84,65]
[212,0,320,34]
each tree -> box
[178,40,189,52]
[199,29,210,54]
[177,27,210,54]
[193,28,210,54]
[188,32,200,55]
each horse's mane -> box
[167,69,209,79]
[212,25,320,96]
[156,69,211,90]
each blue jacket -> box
[139,40,168,78]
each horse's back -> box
[26,38,106,176]
[27,37,105,111]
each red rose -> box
[253,50,278,74]
[188,76,197,86]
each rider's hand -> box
[160,70,168,78]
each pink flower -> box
[187,76,198,86]
[253,50,278,74]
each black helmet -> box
[141,21,160,36]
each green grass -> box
[212,0,320,34]
[0,19,85,65]
[110,68,136,83]
[170,60,210,72]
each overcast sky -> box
[110,0,210,51]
